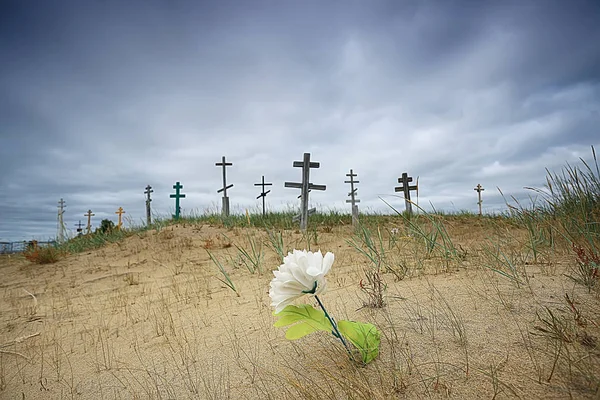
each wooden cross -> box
[216,156,234,217]
[345,169,360,226]
[74,220,84,236]
[254,175,273,216]
[284,153,326,230]
[144,185,153,226]
[84,210,95,234]
[57,198,66,242]
[395,172,418,216]
[474,184,485,216]
[115,207,125,229]
[170,181,186,220]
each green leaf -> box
[338,320,381,364]
[273,304,333,340]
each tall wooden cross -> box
[115,207,125,229]
[216,156,234,217]
[170,181,186,220]
[74,220,84,236]
[345,169,360,226]
[84,210,95,234]
[254,175,273,217]
[395,172,418,216]
[57,198,66,242]
[144,185,153,226]
[284,153,326,230]
[474,184,485,216]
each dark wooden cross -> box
[474,184,485,216]
[170,181,186,220]
[115,207,125,229]
[144,185,153,226]
[216,156,234,217]
[284,153,326,230]
[395,172,418,216]
[345,169,360,226]
[57,198,66,242]
[254,175,273,216]
[84,210,95,234]
[74,220,84,236]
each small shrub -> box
[568,243,600,291]
[24,245,62,264]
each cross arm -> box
[308,184,326,191]
[293,161,320,168]
[217,184,234,193]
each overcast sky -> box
[1,0,599,242]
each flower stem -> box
[314,295,354,360]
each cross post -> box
[284,152,326,230]
[144,185,153,226]
[216,156,234,217]
[115,207,125,229]
[394,172,418,216]
[57,198,66,243]
[170,181,186,220]
[254,175,273,216]
[84,210,95,234]
[345,169,360,226]
[474,184,485,216]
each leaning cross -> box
[254,175,273,217]
[57,198,66,243]
[345,169,360,226]
[474,184,485,216]
[115,207,125,229]
[284,152,326,230]
[216,156,234,217]
[84,209,95,234]
[395,172,418,216]
[144,185,153,226]
[170,181,186,220]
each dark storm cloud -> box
[1,0,599,241]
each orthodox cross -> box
[284,153,326,230]
[57,198,66,243]
[144,185,153,226]
[115,207,125,229]
[474,184,485,216]
[254,175,273,216]
[170,181,186,220]
[74,220,84,236]
[84,210,95,234]
[345,169,360,226]
[394,172,418,216]
[216,156,234,217]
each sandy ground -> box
[1,220,599,399]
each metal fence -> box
[0,241,57,254]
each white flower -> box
[390,228,399,235]
[269,249,334,313]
